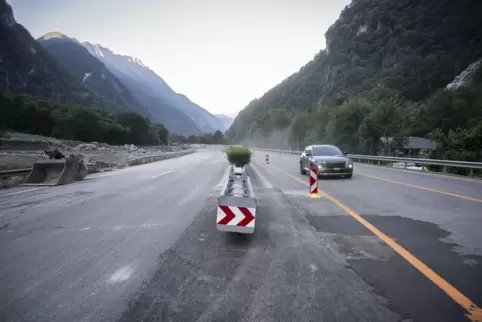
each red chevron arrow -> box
[217,205,235,225]
[237,207,254,227]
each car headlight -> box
[346,160,353,168]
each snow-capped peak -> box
[134,57,146,67]
[40,31,69,40]
[93,44,104,57]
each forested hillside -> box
[0,1,133,114]
[83,43,226,134]
[38,33,148,117]
[228,0,482,161]
[0,92,168,145]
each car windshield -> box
[312,146,343,156]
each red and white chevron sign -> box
[309,167,320,198]
[216,205,256,233]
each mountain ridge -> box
[214,114,234,131]
[37,34,149,118]
[228,0,482,143]
[83,42,226,133]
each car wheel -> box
[300,162,306,175]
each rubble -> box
[74,143,98,151]
[0,132,186,173]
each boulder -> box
[128,144,137,151]
[75,143,98,151]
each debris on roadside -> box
[0,132,189,174]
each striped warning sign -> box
[309,167,320,199]
[216,205,256,233]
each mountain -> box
[37,32,148,117]
[228,0,482,143]
[1,0,223,135]
[83,43,225,134]
[0,1,130,113]
[214,114,234,131]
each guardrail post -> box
[308,167,320,199]
[469,168,474,177]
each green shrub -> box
[226,145,251,167]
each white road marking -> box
[196,155,213,162]
[249,162,274,189]
[0,187,44,198]
[111,223,165,231]
[151,170,175,179]
[108,265,135,283]
[89,171,117,178]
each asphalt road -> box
[0,149,481,321]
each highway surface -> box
[0,149,481,322]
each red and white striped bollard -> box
[309,167,320,198]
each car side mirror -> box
[344,152,348,156]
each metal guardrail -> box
[127,150,194,166]
[251,148,482,175]
[348,154,482,170]
[217,165,257,234]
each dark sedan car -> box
[299,144,353,178]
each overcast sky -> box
[9,0,349,117]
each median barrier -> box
[127,150,193,166]
[217,165,257,234]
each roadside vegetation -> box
[170,131,226,145]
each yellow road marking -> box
[358,173,482,203]
[271,163,482,322]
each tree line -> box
[170,130,226,145]
[239,77,482,169]
[0,92,169,145]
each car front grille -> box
[325,162,346,169]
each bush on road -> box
[226,145,251,167]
